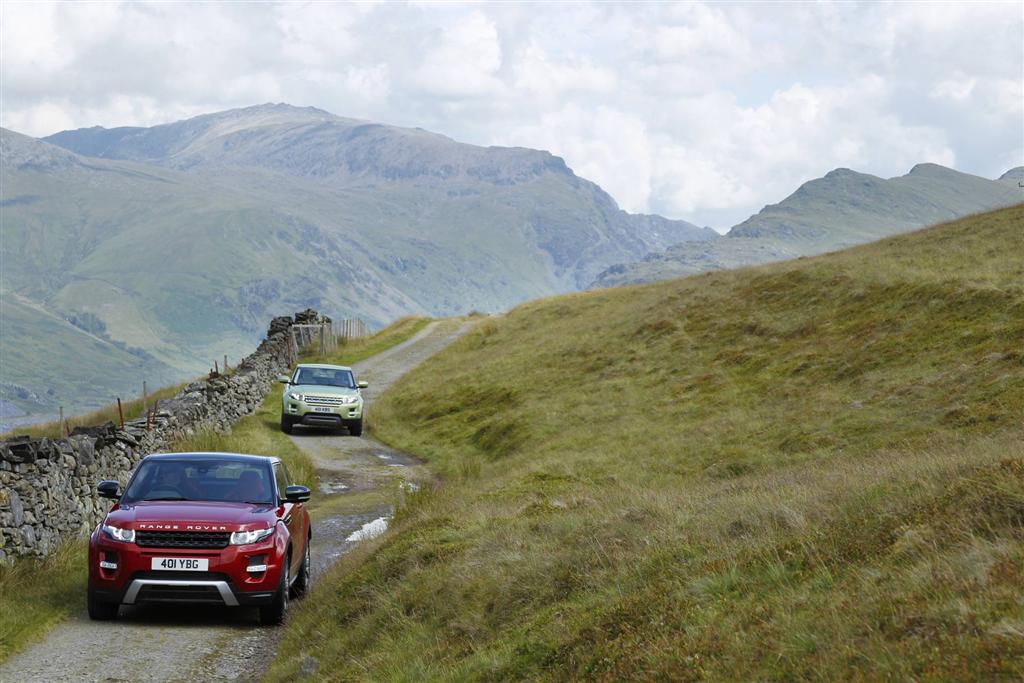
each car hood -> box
[289,384,359,397]
[106,501,277,531]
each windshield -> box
[292,367,355,388]
[121,459,275,505]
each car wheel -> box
[348,419,363,437]
[291,538,311,598]
[87,586,118,621]
[259,554,290,625]
[280,414,294,434]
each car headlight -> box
[230,527,275,545]
[288,392,304,401]
[340,396,359,405]
[101,523,135,543]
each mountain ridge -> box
[594,162,1021,287]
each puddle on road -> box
[320,481,350,494]
[346,517,390,542]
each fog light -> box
[99,560,117,570]
[247,554,268,573]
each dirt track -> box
[0,319,470,683]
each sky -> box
[1,1,1021,230]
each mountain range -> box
[1,104,713,418]
[594,163,1022,287]
[2,103,1019,419]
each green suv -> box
[278,364,368,436]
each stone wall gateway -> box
[0,309,330,563]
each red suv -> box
[87,452,312,625]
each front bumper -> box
[284,397,362,423]
[89,531,283,606]
[91,577,276,606]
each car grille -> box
[305,394,347,406]
[136,584,224,603]
[135,530,231,549]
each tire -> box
[260,553,290,625]
[87,586,118,621]
[348,419,363,437]
[290,538,311,598]
[280,414,294,434]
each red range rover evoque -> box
[87,452,312,624]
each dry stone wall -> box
[0,309,329,563]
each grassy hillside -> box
[596,164,1021,287]
[0,291,180,418]
[270,204,1024,680]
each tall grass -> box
[269,205,1024,681]
[0,540,86,663]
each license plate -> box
[151,557,209,571]
[313,406,333,413]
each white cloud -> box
[410,11,504,98]
[0,1,1019,229]
[512,45,617,101]
[930,75,977,102]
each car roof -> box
[142,452,280,465]
[294,363,353,371]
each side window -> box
[273,464,289,501]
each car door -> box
[273,462,304,575]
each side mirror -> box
[284,485,311,503]
[276,375,291,384]
[357,381,369,389]
[97,480,120,499]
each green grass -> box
[269,204,1024,681]
[0,315,430,665]
[0,540,86,663]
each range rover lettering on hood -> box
[138,523,230,531]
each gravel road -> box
[0,319,470,683]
